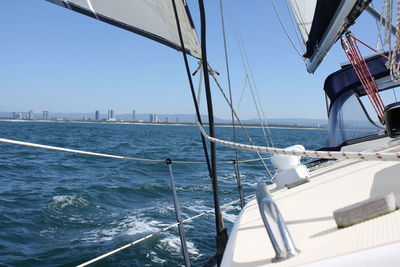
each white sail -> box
[289,0,317,45]
[47,0,201,58]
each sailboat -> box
[2,0,400,266]
[221,0,400,266]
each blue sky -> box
[0,0,384,119]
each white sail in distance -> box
[47,0,201,58]
[289,0,317,45]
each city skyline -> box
[4,109,172,123]
[0,1,382,120]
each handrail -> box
[256,182,298,261]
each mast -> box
[198,0,228,264]
[170,0,213,180]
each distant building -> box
[149,114,157,123]
[132,110,136,121]
[42,111,49,120]
[165,117,169,123]
[12,112,17,119]
[95,110,100,121]
[107,109,115,121]
[176,118,180,123]
[28,110,34,120]
[16,113,22,119]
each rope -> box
[195,122,400,161]
[77,194,255,267]
[0,138,269,165]
[341,34,386,123]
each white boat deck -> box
[221,137,400,266]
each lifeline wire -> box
[0,138,268,165]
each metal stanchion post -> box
[165,158,191,267]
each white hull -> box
[222,137,400,266]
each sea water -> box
[0,121,326,266]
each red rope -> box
[341,34,385,123]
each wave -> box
[49,194,89,210]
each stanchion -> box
[233,161,245,208]
[165,158,191,267]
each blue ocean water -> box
[0,121,327,266]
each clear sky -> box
[0,0,384,120]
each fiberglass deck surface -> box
[221,138,400,266]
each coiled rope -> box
[195,122,400,161]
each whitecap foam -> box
[157,235,202,258]
[50,194,89,209]
[82,215,161,243]
[221,210,238,223]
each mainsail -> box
[47,0,201,58]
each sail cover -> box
[289,0,317,46]
[47,0,201,58]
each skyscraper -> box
[12,112,17,119]
[28,110,34,120]
[132,110,136,122]
[149,114,154,122]
[107,109,115,121]
[42,111,49,120]
[95,110,100,121]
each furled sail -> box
[288,0,371,73]
[289,0,317,46]
[47,0,201,58]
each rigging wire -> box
[389,0,400,80]
[284,0,306,51]
[194,66,272,176]
[219,0,245,208]
[270,0,306,61]
[209,72,273,179]
[236,74,249,109]
[227,3,275,150]
[372,2,385,49]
